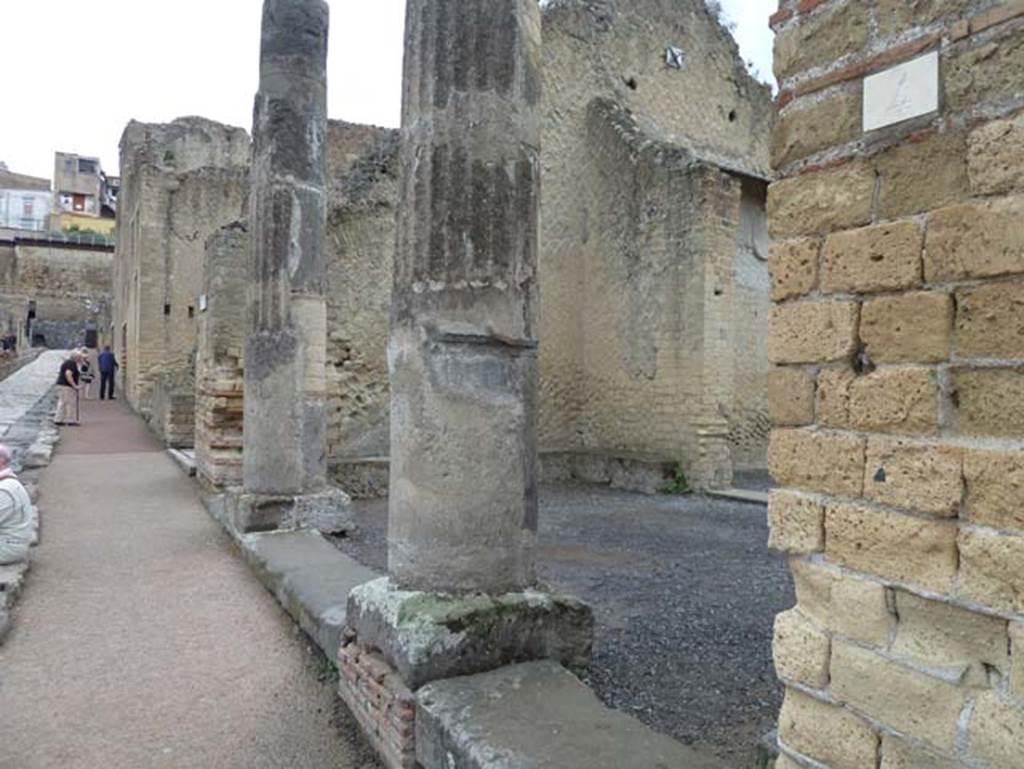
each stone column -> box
[234,0,348,533]
[342,0,592,724]
[387,0,543,596]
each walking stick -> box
[75,388,80,424]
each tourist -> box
[98,345,118,401]
[54,350,83,426]
[0,445,34,565]
[79,350,95,400]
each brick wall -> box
[768,1,1024,767]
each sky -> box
[0,0,775,182]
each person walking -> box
[54,350,84,426]
[98,345,119,401]
[0,444,35,565]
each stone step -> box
[167,448,196,477]
[239,530,379,659]
[416,660,727,769]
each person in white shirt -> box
[0,445,34,565]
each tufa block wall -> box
[541,0,775,485]
[194,222,248,489]
[768,1,1024,768]
[113,118,249,444]
[324,122,400,464]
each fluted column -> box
[388,0,543,594]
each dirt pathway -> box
[0,398,368,769]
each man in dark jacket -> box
[98,346,118,401]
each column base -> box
[344,577,593,690]
[339,577,593,769]
[225,487,353,535]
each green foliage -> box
[661,463,690,495]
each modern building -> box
[0,166,52,232]
[49,152,117,235]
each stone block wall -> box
[194,223,247,489]
[324,122,399,464]
[768,2,1024,767]
[113,117,248,443]
[0,235,113,351]
[541,0,775,487]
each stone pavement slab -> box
[0,398,375,769]
[416,660,727,769]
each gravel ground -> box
[331,483,794,768]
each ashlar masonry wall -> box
[767,2,1024,768]
[113,118,248,445]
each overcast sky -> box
[0,0,775,181]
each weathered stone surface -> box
[821,221,923,294]
[825,502,958,592]
[777,688,878,769]
[768,161,875,239]
[925,197,1024,282]
[875,0,973,38]
[964,449,1024,532]
[240,529,378,658]
[945,34,1024,113]
[890,591,1008,685]
[875,132,969,220]
[830,575,892,648]
[840,368,939,435]
[774,2,869,82]
[768,490,824,555]
[955,282,1024,359]
[790,557,833,627]
[860,292,953,364]
[1010,623,1024,698]
[769,238,819,301]
[772,89,862,168]
[227,487,352,535]
[863,438,962,516]
[967,692,1024,769]
[830,641,966,752]
[773,608,830,688]
[769,429,865,497]
[815,368,855,429]
[968,111,1024,196]
[958,528,1024,614]
[389,0,543,594]
[346,578,593,690]
[880,734,959,769]
[768,367,816,427]
[415,661,726,769]
[952,367,1024,437]
[768,301,859,365]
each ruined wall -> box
[195,223,247,489]
[0,236,112,350]
[541,0,774,486]
[113,117,248,444]
[768,2,1024,767]
[324,121,399,463]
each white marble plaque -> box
[863,51,939,132]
